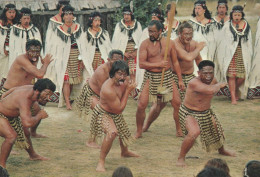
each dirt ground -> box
[1,96,259,177]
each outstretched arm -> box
[191,80,227,95]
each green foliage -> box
[114,0,169,29]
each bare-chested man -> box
[0,79,56,173]
[135,20,184,138]
[176,60,235,167]
[142,21,205,133]
[91,60,139,172]
[75,49,123,148]
[0,39,53,138]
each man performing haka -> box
[135,20,184,138]
[0,79,56,175]
[75,49,123,148]
[0,39,53,138]
[142,21,204,132]
[176,60,235,167]
[90,60,139,172]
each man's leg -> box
[171,81,183,137]
[227,77,237,104]
[23,127,49,161]
[0,119,17,168]
[63,81,72,110]
[143,102,167,132]
[96,116,117,172]
[235,78,245,100]
[176,116,200,167]
[30,102,47,138]
[120,139,140,158]
[135,80,149,138]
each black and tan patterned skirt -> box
[0,87,8,99]
[227,45,245,78]
[0,113,29,149]
[179,104,225,152]
[64,48,83,84]
[89,104,134,146]
[140,69,173,103]
[125,41,136,74]
[172,72,196,101]
[75,82,100,118]
[92,50,104,71]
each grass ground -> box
[2,96,259,177]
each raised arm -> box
[191,80,227,95]
[20,54,53,79]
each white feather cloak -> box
[249,18,260,88]
[46,24,94,107]
[112,19,142,53]
[85,27,112,64]
[0,24,10,79]
[216,20,253,99]
[8,24,42,68]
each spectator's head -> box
[0,4,19,25]
[197,167,228,177]
[123,5,134,22]
[108,49,124,64]
[217,0,228,15]
[243,160,260,177]
[151,8,164,23]
[33,79,56,106]
[205,158,231,177]
[192,0,212,19]
[230,5,245,22]
[19,8,31,26]
[198,60,215,85]
[112,166,133,177]
[87,11,102,28]
[61,5,74,23]
[148,20,164,42]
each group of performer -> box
[0,0,259,175]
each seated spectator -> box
[205,158,231,177]
[196,167,228,177]
[112,166,133,177]
[243,160,260,177]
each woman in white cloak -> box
[46,5,93,109]
[216,5,252,104]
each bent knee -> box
[187,130,200,139]
[137,100,148,110]
[5,132,17,143]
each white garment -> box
[85,27,112,65]
[9,24,42,69]
[249,18,260,88]
[45,24,94,107]
[0,24,10,79]
[216,21,253,99]
[112,19,142,53]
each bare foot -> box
[96,162,105,172]
[218,147,236,157]
[176,157,187,168]
[10,150,20,155]
[66,104,72,110]
[121,150,140,158]
[231,100,237,105]
[31,133,47,138]
[86,141,100,149]
[29,154,50,161]
[142,126,149,132]
[135,132,142,139]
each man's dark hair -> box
[192,1,212,19]
[109,60,129,78]
[217,0,228,15]
[33,78,56,92]
[112,166,133,177]
[108,49,124,60]
[205,158,231,177]
[244,160,260,177]
[87,11,102,28]
[178,21,193,34]
[148,20,164,32]
[0,4,19,26]
[151,7,164,23]
[61,5,74,19]
[20,7,32,16]
[26,39,42,51]
[198,60,215,70]
[197,167,228,177]
[56,0,70,10]
[230,5,245,20]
